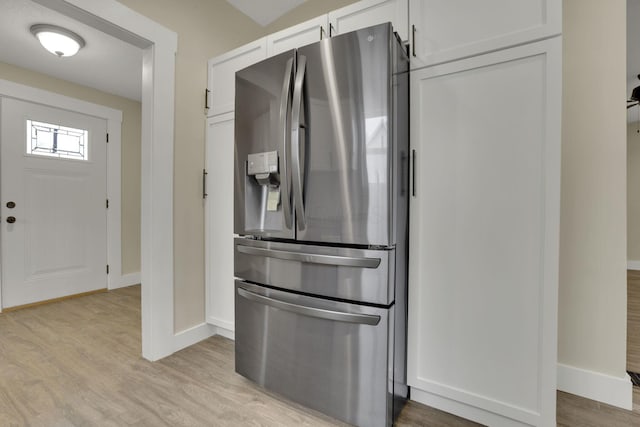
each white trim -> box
[207,316,234,332]
[173,322,235,354]
[0,80,122,122]
[557,363,633,410]
[627,260,640,270]
[0,79,122,313]
[106,119,122,291]
[174,322,216,353]
[410,387,531,427]
[110,272,141,290]
[214,325,235,341]
[39,0,178,361]
[408,378,540,426]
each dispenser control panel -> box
[247,151,278,175]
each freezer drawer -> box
[235,281,394,427]
[234,238,395,305]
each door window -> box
[26,119,89,160]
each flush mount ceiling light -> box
[30,24,85,58]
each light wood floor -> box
[0,285,638,426]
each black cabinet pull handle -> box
[412,25,417,57]
[412,149,416,197]
[6,216,16,224]
[203,169,208,199]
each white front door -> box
[1,97,108,309]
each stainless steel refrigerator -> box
[233,22,409,427]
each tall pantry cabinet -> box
[407,1,561,426]
[205,0,562,426]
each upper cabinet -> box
[329,0,409,42]
[408,0,561,69]
[207,38,267,117]
[267,15,329,57]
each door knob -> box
[6,216,16,224]
[6,201,15,209]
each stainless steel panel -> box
[234,237,394,305]
[295,23,400,247]
[236,244,381,268]
[235,281,394,427]
[237,287,380,325]
[235,50,295,239]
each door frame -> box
[0,81,122,301]
[29,0,177,362]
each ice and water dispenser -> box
[243,150,286,233]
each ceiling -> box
[0,0,142,101]
[227,0,306,26]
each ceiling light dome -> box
[30,24,85,58]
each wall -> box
[559,0,628,384]
[0,61,142,276]
[629,122,640,263]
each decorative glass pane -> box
[26,120,88,160]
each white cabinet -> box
[407,38,561,426]
[267,15,329,57]
[206,39,266,117]
[205,112,236,336]
[408,0,561,69]
[329,0,409,41]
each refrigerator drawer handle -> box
[237,245,381,268]
[237,287,381,326]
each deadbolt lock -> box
[6,216,16,224]
[6,201,15,209]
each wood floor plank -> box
[1,284,640,426]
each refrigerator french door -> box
[234,23,409,427]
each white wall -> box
[559,0,628,394]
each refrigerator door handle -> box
[237,244,381,268]
[279,57,294,229]
[291,55,307,230]
[237,286,381,325]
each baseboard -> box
[214,325,235,340]
[173,322,216,353]
[207,316,234,331]
[627,260,640,270]
[110,272,141,290]
[410,387,531,427]
[557,363,633,410]
[206,316,235,340]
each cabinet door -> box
[207,39,267,117]
[328,0,408,42]
[267,15,329,57]
[205,113,236,335]
[408,38,561,426]
[409,0,561,69]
